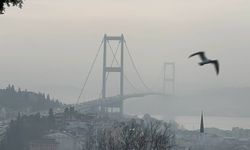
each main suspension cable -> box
[76,39,104,104]
[124,40,152,92]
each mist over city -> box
[1,0,250,149]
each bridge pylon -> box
[163,62,175,95]
[101,34,124,115]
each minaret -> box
[198,111,207,149]
[200,111,204,133]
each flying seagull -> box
[189,51,219,75]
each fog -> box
[1,0,250,116]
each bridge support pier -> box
[163,62,175,95]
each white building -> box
[0,107,6,120]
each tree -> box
[0,0,23,14]
[0,85,62,112]
[48,108,55,128]
[46,94,50,101]
[0,112,56,150]
[84,117,175,150]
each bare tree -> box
[86,117,175,150]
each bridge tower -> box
[163,62,175,95]
[101,34,124,114]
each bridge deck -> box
[77,92,165,113]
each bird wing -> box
[189,51,207,61]
[211,60,219,75]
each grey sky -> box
[1,0,250,103]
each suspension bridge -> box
[75,34,175,116]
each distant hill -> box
[125,87,250,117]
[0,85,62,112]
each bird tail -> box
[199,62,205,66]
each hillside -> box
[0,85,62,113]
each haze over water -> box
[175,116,250,130]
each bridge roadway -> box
[77,92,165,114]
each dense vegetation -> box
[0,85,62,112]
[0,110,55,150]
[0,0,23,14]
